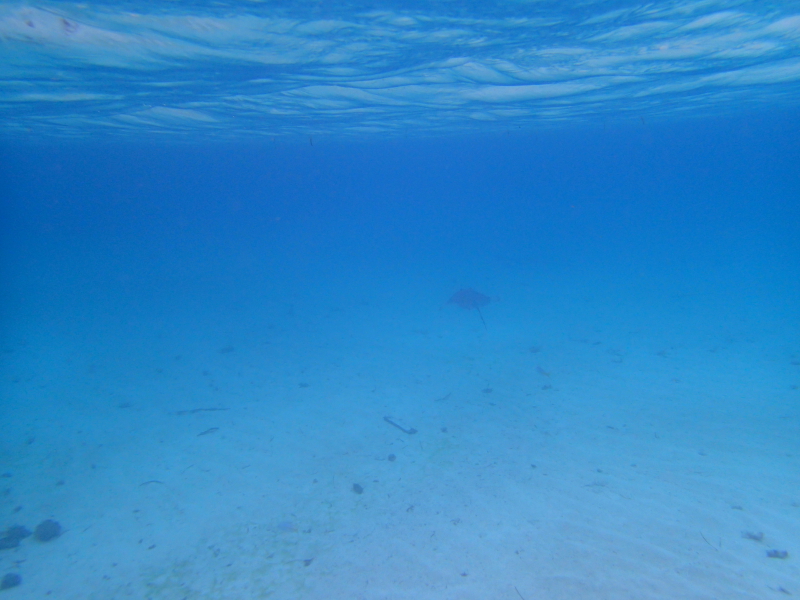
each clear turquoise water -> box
[1,2,799,598]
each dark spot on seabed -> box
[34,519,61,542]
[0,573,21,590]
[0,525,31,549]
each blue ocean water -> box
[1,2,799,598]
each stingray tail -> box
[476,306,487,330]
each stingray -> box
[448,288,491,329]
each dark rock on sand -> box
[0,539,18,551]
[0,573,21,590]
[34,519,61,542]
[0,525,31,550]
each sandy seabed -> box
[1,280,798,600]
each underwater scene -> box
[1,1,799,598]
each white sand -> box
[1,272,798,599]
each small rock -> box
[0,525,31,550]
[0,573,21,590]
[0,539,18,551]
[4,526,30,543]
[34,519,61,542]
[352,483,363,495]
